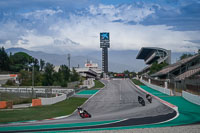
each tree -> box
[43,63,55,86]
[9,52,33,72]
[71,68,80,82]
[18,70,32,86]
[180,53,193,60]
[58,65,70,87]
[33,58,39,71]
[149,62,168,74]
[0,47,10,71]
[34,71,44,86]
[40,59,45,71]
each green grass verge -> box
[0,97,87,123]
[132,79,144,86]
[90,80,104,90]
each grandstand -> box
[152,54,200,80]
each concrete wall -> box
[140,79,171,95]
[182,91,200,105]
[40,93,67,105]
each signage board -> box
[100,32,109,42]
[100,32,110,48]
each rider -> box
[77,107,91,118]
[77,107,84,114]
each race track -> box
[0,79,177,132]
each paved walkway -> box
[13,103,31,109]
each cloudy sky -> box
[0,0,200,54]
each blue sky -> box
[0,0,200,54]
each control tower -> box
[100,32,110,74]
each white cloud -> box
[48,10,200,52]
[88,4,155,23]
[1,4,200,54]
[22,9,63,19]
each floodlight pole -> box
[32,64,34,97]
[68,54,71,69]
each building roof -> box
[152,54,200,77]
[175,67,200,81]
[136,47,168,59]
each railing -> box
[186,84,200,95]
[151,78,165,87]
[142,77,148,82]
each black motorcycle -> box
[146,94,152,103]
[138,96,145,106]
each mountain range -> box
[6,47,183,72]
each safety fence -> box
[177,78,200,96]
[151,78,165,88]
[0,87,73,94]
[0,88,75,108]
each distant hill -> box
[6,47,183,72]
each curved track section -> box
[0,79,177,132]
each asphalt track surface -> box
[0,79,176,132]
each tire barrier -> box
[32,99,42,106]
[0,101,13,109]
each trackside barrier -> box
[140,79,171,96]
[40,93,67,105]
[0,88,74,94]
[182,91,200,105]
[0,101,7,109]
[0,101,13,109]
[32,93,67,106]
[32,99,42,106]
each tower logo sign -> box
[100,32,110,48]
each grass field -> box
[0,97,87,123]
[132,79,144,86]
[90,80,105,90]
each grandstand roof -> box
[136,47,168,59]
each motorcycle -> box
[146,94,152,103]
[138,96,145,106]
[77,107,92,118]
